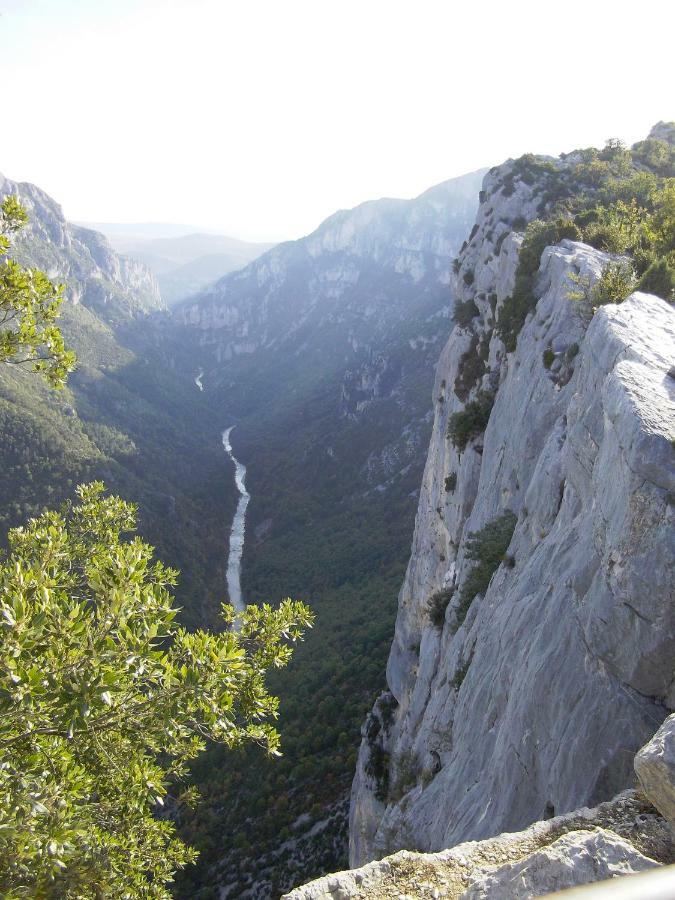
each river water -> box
[222,426,250,614]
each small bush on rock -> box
[453,298,479,328]
[454,334,487,401]
[447,391,495,450]
[637,258,675,301]
[592,261,637,307]
[457,511,517,625]
[427,587,455,628]
[451,658,472,690]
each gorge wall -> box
[0,173,163,319]
[350,151,675,867]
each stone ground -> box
[284,792,675,899]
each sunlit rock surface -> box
[349,154,675,866]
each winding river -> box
[222,426,250,614]
[193,372,248,613]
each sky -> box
[1,0,673,241]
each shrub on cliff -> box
[638,258,675,301]
[453,297,479,328]
[0,483,312,897]
[497,218,580,352]
[447,390,495,450]
[592,261,637,306]
[456,511,517,626]
[427,587,455,628]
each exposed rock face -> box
[635,715,675,826]
[349,154,675,866]
[460,831,658,898]
[0,173,163,319]
[175,171,485,379]
[284,792,673,898]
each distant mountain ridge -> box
[177,170,486,362]
[87,223,275,305]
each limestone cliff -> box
[349,152,675,867]
[0,173,163,320]
[175,171,484,374]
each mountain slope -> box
[0,173,235,629]
[1,173,164,320]
[172,170,486,897]
[350,128,675,866]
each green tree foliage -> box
[591,261,637,307]
[494,136,675,353]
[0,483,312,898]
[447,390,495,450]
[427,586,455,628]
[0,196,75,387]
[456,511,517,626]
[638,257,675,301]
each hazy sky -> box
[1,0,673,241]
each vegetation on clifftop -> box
[496,130,675,350]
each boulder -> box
[635,715,675,825]
[461,829,659,898]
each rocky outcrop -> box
[284,791,674,898]
[349,151,675,867]
[174,171,485,373]
[635,715,675,826]
[0,173,163,319]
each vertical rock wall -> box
[350,160,675,866]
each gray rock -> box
[635,715,675,825]
[460,830,659,898]
[350,150,675,866]
[287,791,673,899]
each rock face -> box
[175,171,484,374]
[635,715,675,826]
[283,791,673,898]
[461,831,658,898]
[349,154,675,867]
[0,173,163,319]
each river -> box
[222,426,250,614]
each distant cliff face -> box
[0,173,163,320]
[175,172,484,379]
[350,150,675,866]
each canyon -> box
[1,123,673,899]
